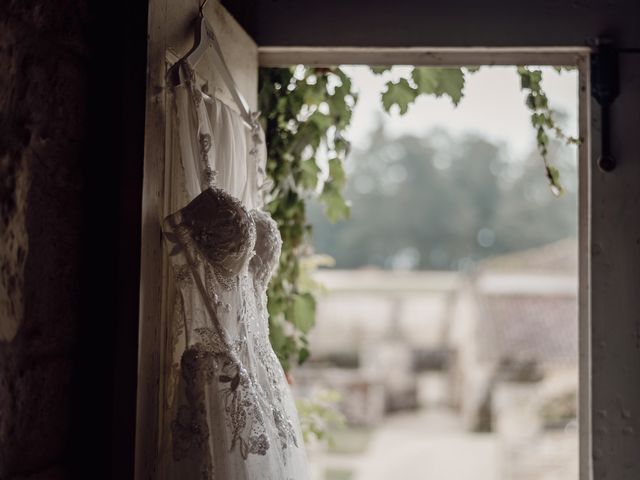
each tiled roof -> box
[477,293,577,366]
[479,238,578,273]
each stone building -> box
[304,269,460,419]
[449,240,578,479]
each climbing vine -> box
[372,66,579,195]
[516,67,580,194]
[259,66,356,371]
[376,66,579,194]
[259,65,578,370]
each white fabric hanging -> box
[172,64,266,209]
[159,62,309,480]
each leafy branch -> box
[517,66,580,195]
[259,64,578,370]
[375,65,578,194]
[258,66,356,371]
[295,390,345,443]
[376,67,468,112]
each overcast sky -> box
[342,65,579,160]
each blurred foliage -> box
[326,426,373,455]
[295,390,346,444]
[310,126,578,270]
[539,390,577,428]
[325,469,354,480]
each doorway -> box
[276,59,585,478]
[138,3,592,476]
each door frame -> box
[137,39,591,478]
[262,47,592,480]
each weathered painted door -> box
[137,1,258,478]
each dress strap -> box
[197,19,258,130]
[174,57,267,208]
[177,61,218,193]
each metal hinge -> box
[590,38,619,172]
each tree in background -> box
[259,65,578,371]
[309,122,577,271]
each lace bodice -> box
[167,185,283,296]
[250,209,283,292]
[161,68,308,477]
[171,187,256,282]
[171,187,282,285]
[164,184,305,479]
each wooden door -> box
[137,2,258,478]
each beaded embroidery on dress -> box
[160,62,309,480]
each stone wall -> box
[0,1,89,478]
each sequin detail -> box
[164,189,299,471]
[164,61,304,477]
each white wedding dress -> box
[161,62,309,480]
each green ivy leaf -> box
[268,316,287,349]
[381,78,418,114]
[307,111,333,131]
[546,165,564,196]
[319,182,351,222]
[536,127,549,149]
[411,67,465,106]
[328,157,347,189]
[291,292,316,334]
[300,159,321,190]
[298,347,310,365]
[327,94,350,128]
[534,93,548,109]
[518,67,541,92]
[333,70,352,96]
[334,135,351,156]
[531,113,554,129]
[303,84,326,105]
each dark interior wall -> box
[223,0,640,48]
[0,2,90,478]
[0,1,147,479]
[0,1,638,479]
